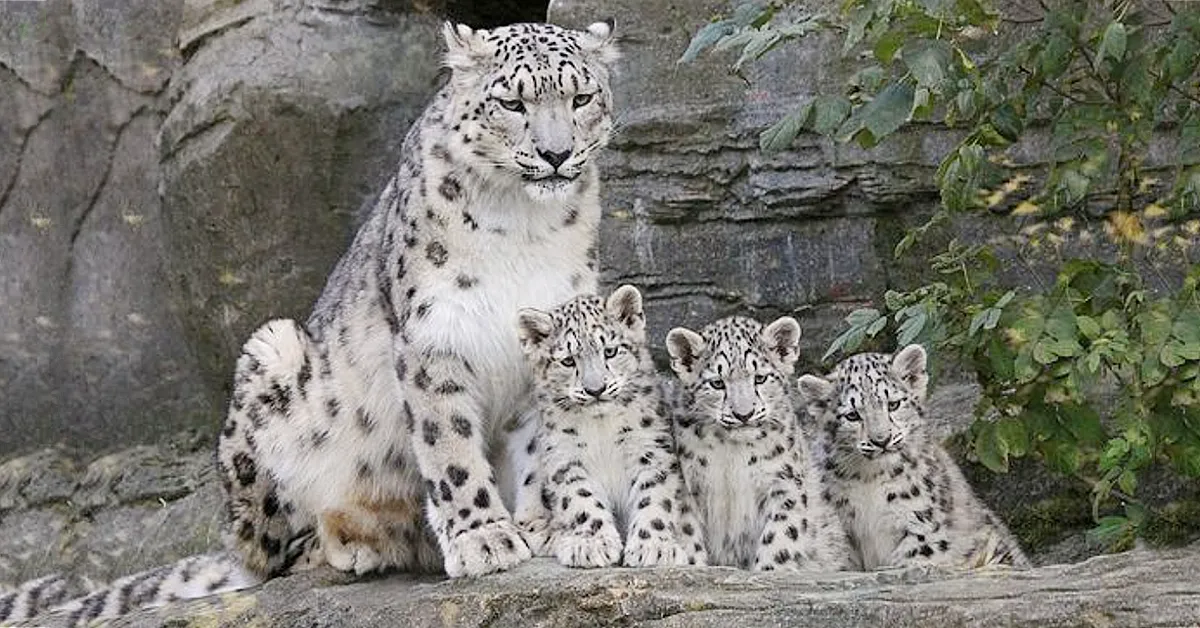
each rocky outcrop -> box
[33,549,1196,628]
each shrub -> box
[683,0,1200,548]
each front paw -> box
[622,533,689,568]
[442,520,532,578]
[553,525,621,568]
[324,539,383,575]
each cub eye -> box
[707,379,725,390]
[754,374,768,385]
[498,98,526,113]
[560,357,576,367]
[839,410,861,422]
[888,399,902,411]
[572,93,594,108]
[603,347,618,359]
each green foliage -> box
[684,0,1200,549]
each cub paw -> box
[553,525,621,568]
[442,520,532,578]
[622,534,689,568]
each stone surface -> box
[0,439,223,586]
[59,550,1200,628]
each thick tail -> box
[8,553,260,627]
[0,574,73,623]
[216,319,320,578]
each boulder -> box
[67,550,1200,628]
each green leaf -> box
[809,95,852,135]
[974,421,1009,473]
[1117,468,1137,495]
[873,29,906,64]
[996,417,1030,458]
[1095,21,1127,70]
[1042,440,1082,475]
[678,21,736,64]
[1060,404,1107,446]
[1099,437,1129,471]
[1077,315,1101,340]
[902,39,954,88]
[1088,515,1132,548]
[896,308,929,347]
[846,308,882,327]
[837,82,916,146]
[760,102,812,152]
[989,103,1023,143]
[867,315,889,337]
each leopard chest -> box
[830,458,933,569]
[408,220,597,433]
[686,440,766,566]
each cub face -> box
[517,285,646,408]
[796,344,929,459]
[665,316,801,439]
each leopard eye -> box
[560,356,576,368]
[572,93,594,108]
[840,410,861,422]
[603,346,618,359]
[888,399,902,412]
[498,98,526,113]
[754,374,768,385]
[707,379,725,390]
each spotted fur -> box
[0,554,256,627]
[216,21,618,579]
[513,286,706,568]
[665,316,850,571]
[796,345,1030,570]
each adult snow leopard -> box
[217,20,619,579]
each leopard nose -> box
[538,148,571,169]
[732,409,754,423]
[870,437,890,449]
[584,385,604,399]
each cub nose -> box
[538,148,572,169]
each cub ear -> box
[665,327,705,383]
[605,285,644,335]
[516,308,554,354]
[761,316,802,375]
[891,344,929,401]
[578,19,620,66]
[442,22,494,73]
[796,374,835,406]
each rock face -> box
[31,550,1200,628]
[0,0,446,454]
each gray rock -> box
[93,550,1200,628]
[158,0,444,408]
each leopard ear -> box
[605,285,644,335]
[762,316,802,375]
[891,344,929,401]
[665,327,705,383]
[516,308,554,354]
[578,20,619,66]
[442,22,494,73]
[796,374,835,405]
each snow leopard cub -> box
[665,316,850,571]
[796,344,1030,570]
[515,285,705,568]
